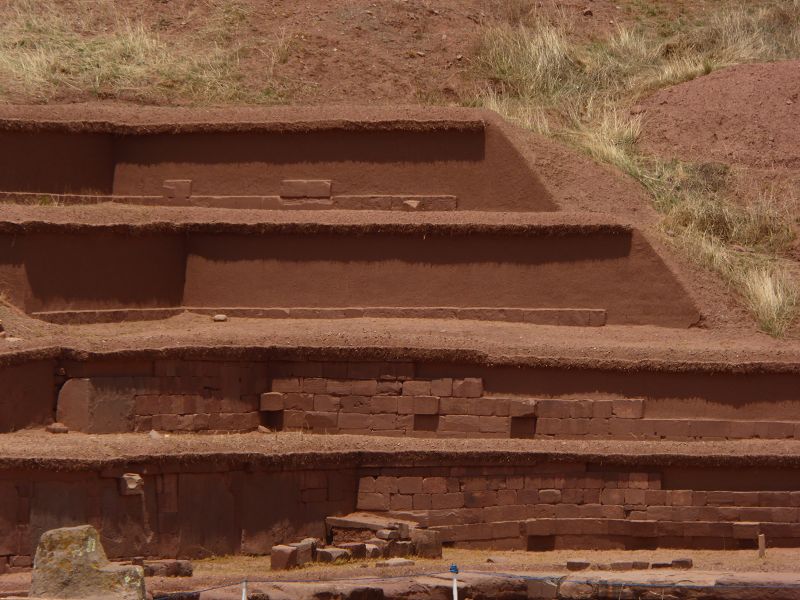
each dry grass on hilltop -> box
[474,0,800,336]
[0,0,292,104]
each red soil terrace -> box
[1,105,799,581]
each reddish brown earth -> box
[639,61,800,170]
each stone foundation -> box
[357,465,800,550]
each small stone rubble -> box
[130,558,193,578]
[270,522,441,570]
[45,422,68,434]
[566,557,693,571]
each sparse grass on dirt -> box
[474,0,800,335]
[0,0,291,104]
[192,547,800,580]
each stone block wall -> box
[356,465,800,550]
[0,463,357,571]
[263,377,800,441]
[3,456,800,569]
[44,358,800,439]
[262,375,533,438]
[57,360,269,433]
[532,399,800,440]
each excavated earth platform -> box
[1,107,800,577]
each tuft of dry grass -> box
[742,266,798,337]
[0,0,291,104]
[672,227,797,336]
[474,1,800,335]
[665,189,795,254]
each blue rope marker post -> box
[450,563,459,600]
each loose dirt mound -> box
[639,60,800,169]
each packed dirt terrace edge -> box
[4,437,800,471]
[0,105,491,134]
[3,344,800,375]
[0,217,630,236]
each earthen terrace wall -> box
[0,110,554,211]
[0,225,700,327]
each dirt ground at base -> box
[178,547,800,581]
[2,430,800,466]
[1,548,799,598]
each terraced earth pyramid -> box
[0,106,799,564]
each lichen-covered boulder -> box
[30,525,145,600]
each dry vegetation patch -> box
[474,0,800,335]
[0,0,291,103]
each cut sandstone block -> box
[271,545,298,570]
[280,179,332,199]
[413,396,439,415]
[57,378,135,433]
[612,399,644,419]
[289,539,317,565]
[566,559,591,571]
[337,542,366,559]
[260,392,285,411]
[453,378,483,397]
[118,473,144,496]
[162,179,192,200]
[410,528,442,558]
[316,547,350,563]
[527,578,559,599]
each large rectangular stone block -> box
[57,378,136,433]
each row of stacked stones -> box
[271,523,441,570]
